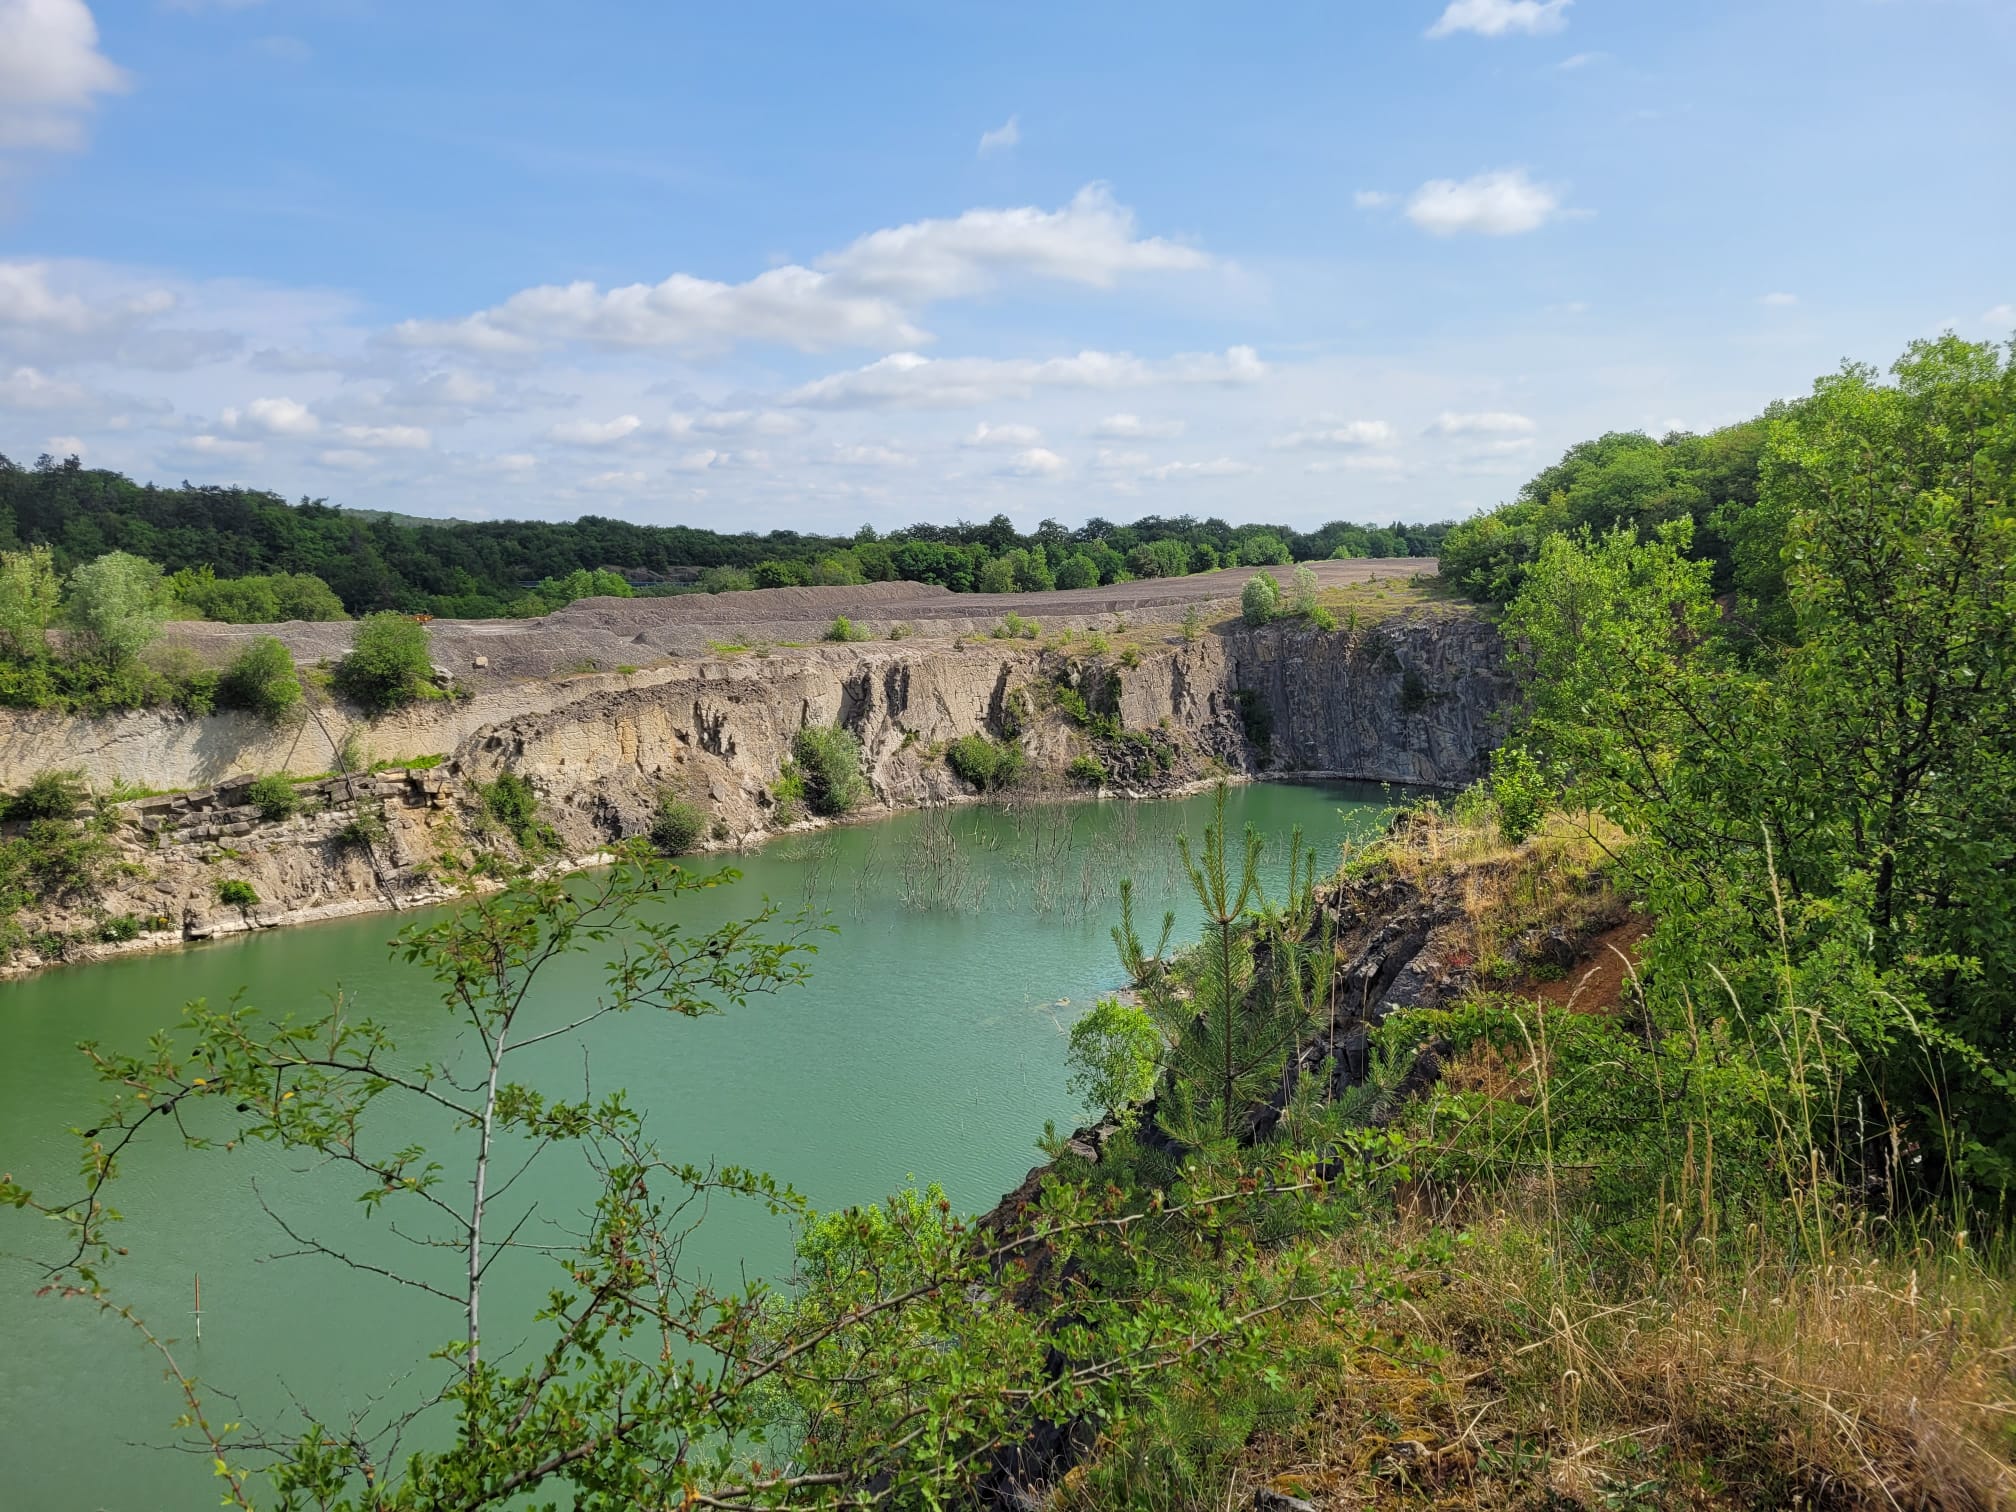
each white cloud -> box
[222,395,319,436]
[0,364,89,409]
[1428,410,1537,437]
[821,184,1212,301]
[665,408,807,438]
[336,423,431,450]
[44,432,85,457]
[1985,304,2016,327]
[1556,51,1604,69]
[395,268,922,357]
[1406,169,1565,236]
[977,115,1020,155]
[784,345,1264,410]
[830,443,916,468]
[1760,291,1799,307]
[1271,418,1394,449]
[1092,447,1151,470]
[1143,458,1257,481]
[1352,190,1395,210]
[1426,0,1571,40]
[182,433,261,457]
[1090,412,1184,440]
[963,421,1044,448]
[396,184,1212,358]
[584,469,647,490]
[1006,447,1066,477]
[549,414,644,446]
[0,0,128,153]
[0,260,172,334]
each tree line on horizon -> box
[0,451,1446,621]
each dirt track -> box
[164,557,1436,685]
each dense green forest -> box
[0,450,1447,619]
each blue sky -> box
[1,0,2011,533]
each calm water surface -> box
[0,782,1395,1510]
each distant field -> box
[158,557,1445,685]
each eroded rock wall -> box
[0,607,1510,971]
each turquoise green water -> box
[0,782,1395,1510]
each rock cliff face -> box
[1223,612,1513,786]
[0,606,1510,971]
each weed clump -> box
[945,734,1024,792]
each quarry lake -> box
[0,780,1395,1511]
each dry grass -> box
[1353,802,1635,985]
[1232,1207,2016,1510]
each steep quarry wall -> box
[0,605,1510,971]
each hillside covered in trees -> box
[0,452,1447,620]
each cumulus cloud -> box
[1006,447,1066,477]
[1406,169,1565,236]
[963,421,1044,448]
[977,115,1020,154]
[395,185,1212,358]
[0,260,172,335]
[221,396,319,436]
[1270,418,1394,449]
[0,364,90,410]
[584,469,648,490]
[1427,410,1536,437]
[1985,304,2016,328]
[1090,412,1184,440]
[394,267,924,357]
[548,414,643,446]
[1759,291,1798,307]
[784,345,1264,410]
[1426,0,1571,40]
[1352,190,1394,210]
[44,432,86,458]
[0,0,128,153]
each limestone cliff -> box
[0,605,1509,971]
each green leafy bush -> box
[334,806,387,850]
[1066,997,1163,1126]
[218,636,303,722]
[1489,744,1549,845]
[791,725,867,816]
[95,913,143,943]
[62,551,168,665]
[478,770,553,852]
[215,878,259,908]
[1240,572,1280,626]
[1181,605,1205,643]
[333,613,432,712]
[823,615,872,643]
[945,734,1025,792]
[246,773,302,822]
[650,793,707,854]
[989,611,1040,640]
[1066,753,1107,786]
[5,768,87,821]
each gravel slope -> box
[163,558,1435,684]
